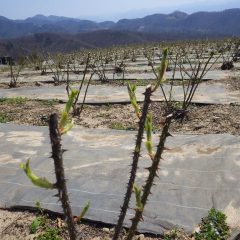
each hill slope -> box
[0,30,226,57]
[0,9,239,39]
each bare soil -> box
[0,209,191,240]
[0,100,239,135]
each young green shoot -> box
[127,83,141,118]
[133,184,143,212]
[77,201,90,223]
[20,159,54,189]
[145,114,154,160]
[59,90,78,134]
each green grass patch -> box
[36,227,61,240]
[110,122,127,130]
[30,202,62,240]
[30,216,46,234]
[0,112,9,123]
[40,99,59,106]
[0,97,27,105]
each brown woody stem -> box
[49,113,76,240]
[112,86,152,240]
[126,115,172,240]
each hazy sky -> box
[1,0,239,21]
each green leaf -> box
[20,159,54,189]
[59,90,78,134]
[145,141,153,157]
[133,184,143,211]
[78,201,90,223]
[65,89,78,114]
[145,114,152,142]
[59,111,74,134]
[30,217,45,234]
[145,114,154,158]
[59,111,68,129]
[127,83,140,118]
[153,48,168,92]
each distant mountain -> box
[0,16,65,39]
[113,9,240,35]
[0,14,115,39]
[0,8,239,39]
[0,8,239,57]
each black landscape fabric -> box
[0,124,240,234]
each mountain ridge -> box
[0,8,239,57]
[0,8,239,39]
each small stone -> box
[91,237,101,240]
[136,234,145,240]
[103,227,110,233]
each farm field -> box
[0,39,240,239]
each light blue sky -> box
[1,0,239,21]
